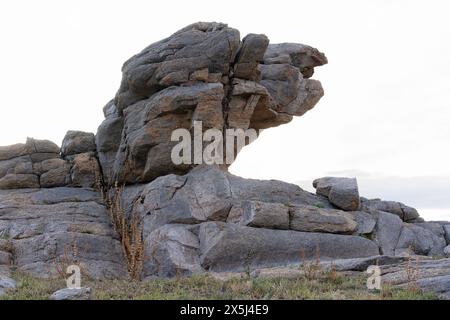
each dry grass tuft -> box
[106,184,145,280]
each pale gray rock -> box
[360,197,420,222]
[50,287,92,300]
[395,223,446,257]
[289,205,357,234]
[227,200,289,229]
[381,257,450,299]
[61,131,96,157]
[39,163,71,188]
[0,251,12,265]
[0,276,16,297]
[0,143,29,162]
[234,34,269,81]
[131,166,232,234]
[95,22,327,185]
[0,173,39,189]
[373,211,403,256]
[0,188,127,279]
[352,211,377,235]
[320,255,408,272]
[198,222,379,272]
[313,177,360,211]
[69,152,101,188]
[115,22,240,111]
[145,224,203,278]
[121,166,334,236]
[442,224,450,244]
[444,245,450,257]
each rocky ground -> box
[0,22,449,300]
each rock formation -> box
[0,22,449,298]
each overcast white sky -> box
[0,0,449,220]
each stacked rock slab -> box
[0,132,126,279]
[0,133,101,190]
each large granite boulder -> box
[313,177,360,211]
[96,22,327,185]
[145,222,379,276]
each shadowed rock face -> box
[96,22,328,185]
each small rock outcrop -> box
[313,177,360,211]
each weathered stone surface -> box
[115,22,240,111]
[198,222,379,272]
[352,211,377,235]
[61,131,96,157]
[0,188,127,279]
[50,287,92,300]
[361,197,420,222]
[313,177,360,211]
[0,156,33,179]
[0,174,39,189]
[0,137,98,190]
[69,152,101,188]
[145,224,203,278]
[95,22,327,185]
[234,34,269,81]
[289,205,357,234]
[381,257,450,299]
[0,276,16,297]
[40,163,71,188]
[130,166,232,234]
[444,224,450,244]
[120,165,334,235]
[0,251,12,265]
[263,43,328,78]
[373,211,403,256]
[112,83,224,184]
[226,171,333,208]
[395,223,446,257]
[227,200,289,230]
[444,245,450,257]
[320,255,408,272]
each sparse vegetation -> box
[53,240,81,279]
[105,184,145,280]
[0,271,436,300]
